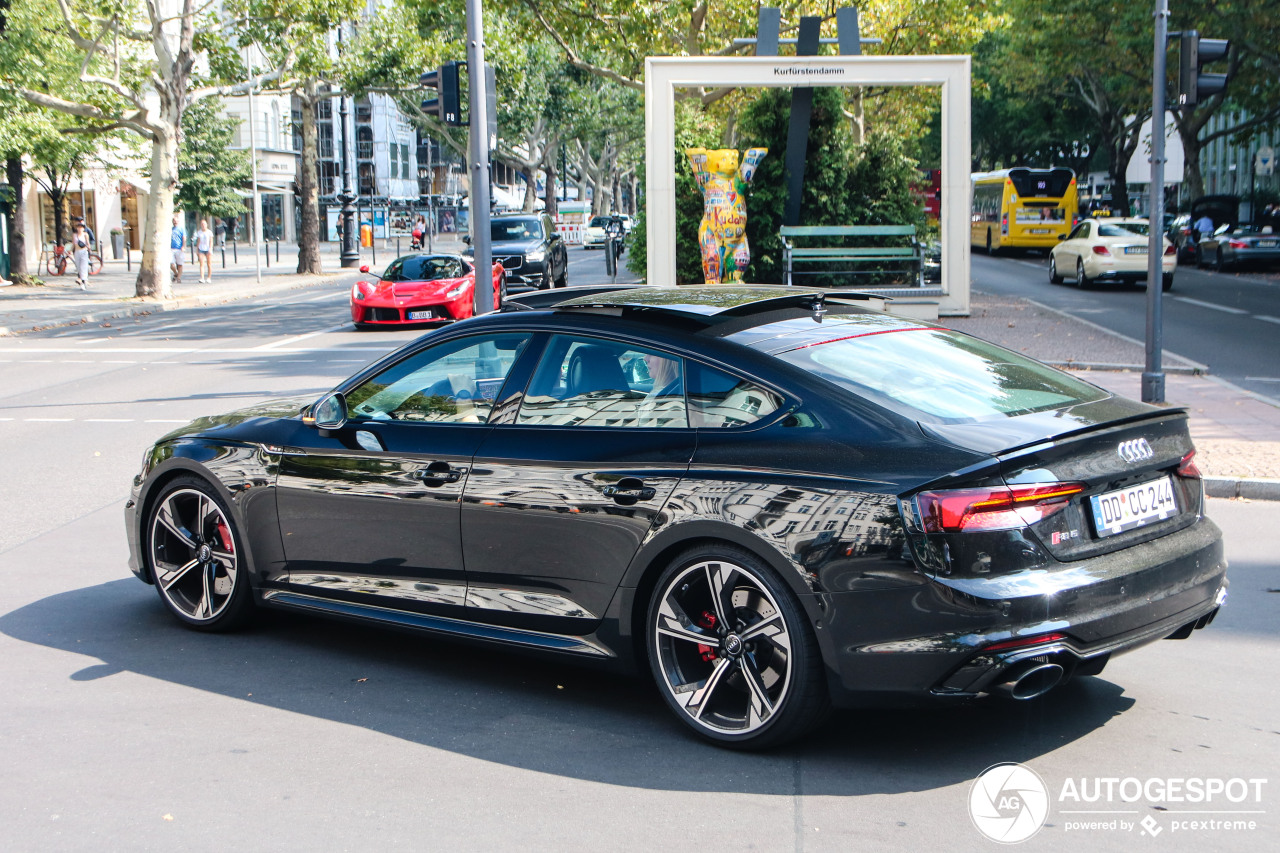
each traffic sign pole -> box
[1143,0,1169,404]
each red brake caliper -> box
[696,610,718,662]
[215,519,234,553]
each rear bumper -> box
[819,516,1226,707]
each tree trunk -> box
[137,127,179,299]
[5,157,31,284]
[628,173,638,216]
[544,142,558,218]
[522,167,538,212]
[297,84,322,275]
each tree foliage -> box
[176,99,253,219]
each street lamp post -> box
[337,26,359,268]
[466,0,494,312]
[1143,0,1169,403]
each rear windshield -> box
[1008,167,1074,198]
[776,328,1108,423]
[1098,223,1149,237]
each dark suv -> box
[468,213,568,291]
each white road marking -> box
[1256,315,1280,325]
[25,418,74,422]
[145,419,191,423]
[85,418,136,423]
[253,323,352,350]
[1172,296,1248,314]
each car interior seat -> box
[566,346,629,397]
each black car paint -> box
[126,296,1226,708]
[474,214,568,290]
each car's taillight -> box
[984,632,1069,652]
[1177,450,1202,479]
[1164,243,1176,256]
[1092,245,1111,256]
[916,483,1086,533]
[1228,239,1248,249]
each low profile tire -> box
[145,476,253,632]
[1049,255,1064,284]
[539,269,552,290]
[555,265,568,288]
[646,544,830,749]
[1076,259,1092,289]
[1162,273,1174,292]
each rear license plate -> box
[1257,240,1278,248]
[407,309,436,320]
[1029,228,1049,234]
[1124,246,1148,254]
[1090,477,1178,538]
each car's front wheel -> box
[145,476,253,632]
[647,545,829,749]
[1049,254,1064,284]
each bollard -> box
[232,239,238,263]
[397,236,401,256]
[221,245,226,268]
[264,240,270,268]
[125,238,131,272]
[275,238,280,262]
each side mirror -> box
[1057,234,1067,241]
[310,392,348,430]
[549,232,561,241]
[359,265,369,274]
[462,234,472,244]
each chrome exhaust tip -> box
[993,662,1065,701]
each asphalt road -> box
[0,262,1275,851]
[973,252,1280,398]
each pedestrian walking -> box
[195,219,214,283]
[72,221,91,290]
[411,215,424,250]
[170,215,186,284]
[214,218,227,247]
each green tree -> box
[176,100,253,220]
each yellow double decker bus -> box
[971,167,1078,253]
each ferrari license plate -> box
[407,309,436,320]
[1124,246,1148,254]
[1090,477,1178,538]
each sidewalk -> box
[0,236,464,335]
[1,265,1276,496]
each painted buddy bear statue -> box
[686,146,768,284]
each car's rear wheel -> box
[1076,258,1092,289]
[647,545,829,749]
[1162,273,1174,292]
[146,476,253,632]
[1049,255,1064,284]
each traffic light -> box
[420,61,463,126]
[1178,32,1230,108]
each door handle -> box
[417,462,463,487]
[602,478,656,504]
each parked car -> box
[467,213,568,290]
[1049,217,1176,290]
[125,285,1225,748]
[349,253,505,329]
[1196,224,1280,271]
[1171,194,1240,264]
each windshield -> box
[777,327,1108,423]
[491,218,542,242]
[1098,223,1150,238]
[589,216,610,228]
[380,255,469,282]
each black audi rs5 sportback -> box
[125,286,1227,748]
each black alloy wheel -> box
[540,269,552,290]
[1049,255,1064,284]
[146,477,253,631]
[647,545,829,748]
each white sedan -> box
[1049,218,1176,291]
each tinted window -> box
[589,217,609,228]
[516,334,688,429]
[687,363,782,428]
[380,255,468,282]
[776,328,1107,423]
[346,334,531,424]
[1008,167,1074,197]
[491,218,542,242]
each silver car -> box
[1197,224,1280,272]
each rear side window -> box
[776,328,1107,423]
[687,363,782,428]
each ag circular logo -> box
[969,762,1050,844]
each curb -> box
[1204,477,1280,501]
[1050,360,1207,375]
[0,272,348,335]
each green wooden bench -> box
[780,225,923,288]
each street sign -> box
[1257,146,1274,176]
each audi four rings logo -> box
[1118,438,1154,464]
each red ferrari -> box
[350,253,506,329]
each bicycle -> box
[45,243,103,277]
